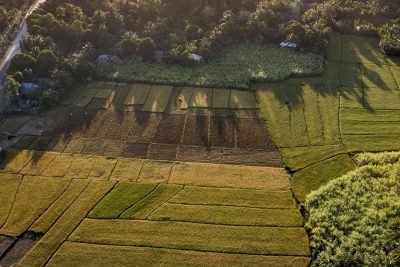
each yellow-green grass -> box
[177,87,194,109]
[88,157,117,180]
[73,88,98,107]
[291,154,355,203]
[170,162,290,190]
[189,87,212,108]
[340,87,364,109]
[94,89,113,99]
[138,161,172,183]
[340,63,362,88]
[18,180,115,267]
[212,88,230,108]
[362,86,400,110]
[142,85,173,112]
[255,82,340,148]
[109,158,144,181]
[229,90,258,109]
[342,135,400,152]
[102,90,116,109]
[48,241,310,267]
[0,173,22,227]
[389,64,400,86]
[120,184,183,219]
[19,151,57,176]
[169,186,295,209]
[341,35,386,65]
[88,182,155,219]
[322,61,340,86]
[41,153,75,177]
[149,203,303,227]
[279,144,347,171]
[69,219,310,256]
[0,149,36,173]
[0,176,70,237]
[361,63,398,90]
[65,155,94,179]
[340,108,400,151]
[123,84,151,105]
[30,179,89,233]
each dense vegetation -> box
[305,152,400,266]
[3,0,399,111]
[0,0,35,56]
[101,43,323,89]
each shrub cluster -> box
[305,152,400,267]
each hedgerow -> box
[97,43,323,89]
[305,152,400,267]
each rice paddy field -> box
[0,34,399,266]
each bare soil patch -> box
[236,117,275,150]
[148,143,178,161]
[210,116,235,148]
[128,113,161,143]
[153,114,185,144]
[123,142,150,158]
[182,114,209,146]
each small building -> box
[95,55,123,65]
[190,53,203,63]
[280,41,297,49]
[20,83,41,98]
[154,50,165,63]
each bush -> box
[8,53,36,75]
[379,20,400,56]
[35,50,59,76]
[137,38,156,61]
[305,152,400,267]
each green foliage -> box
[35,50,59,76]
[306,153,400,266]
[99,42,323,89]
[137,37,156,61]
[8,53,36,75]
[379,19,400,56]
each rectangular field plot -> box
[0,149,41,173]
[210,116,235,147]
[169,186,295,208]
[127,113,161,143]
[88,182,155,219]
[120,184,183,219]
[109,158,143,181]
[170,162,290,190]
[229,90,258,109]
[123,142,149,158]
[235,117,274,149]
[94,89,113,99]
[73,89,98,108]
[341,35,386,64]
[49,242,310,267]
[340,63,362,88]
[342,134,400,152]
[123,84,151,105]
[177,87,194,109]
[138,161,172,184]
[212,89,230,108]
[363,87,400,110]
[0,173,22,227]
[182,114,209,146]
[153,114,185,144]
[149,203,303,226]
[326,34,342,62]
[70,219,310,256]
[142,85,173,112]
[340,87,364,109]
[148,144,178,161]
[322,61,340,86]
[190,88,212,108]
[361,64,398,90]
